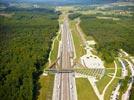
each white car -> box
[70,84,73,89]
[57,84,60,89]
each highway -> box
[52,18,77,100]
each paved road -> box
[53,19,77,100]
[76,19,86,46]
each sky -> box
[0,0,132,4]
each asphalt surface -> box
[53,19,77,100]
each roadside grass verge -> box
[96,70,113,94]
[115,59,123,78]
[104,60,122,100]
[119,76,130,99]
[69,20,86,59]
[96,61,115,93]
[38,74,54,100]
[49,32,61,64]
[76,78,98,100]
[104,78,119,100]
[119,59,131,99]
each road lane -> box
[53,18,77,100]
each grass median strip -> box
[69,20,86,59]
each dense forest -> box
[68,13,81,20]
[0,7,59,100]
[80,15,134,63]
